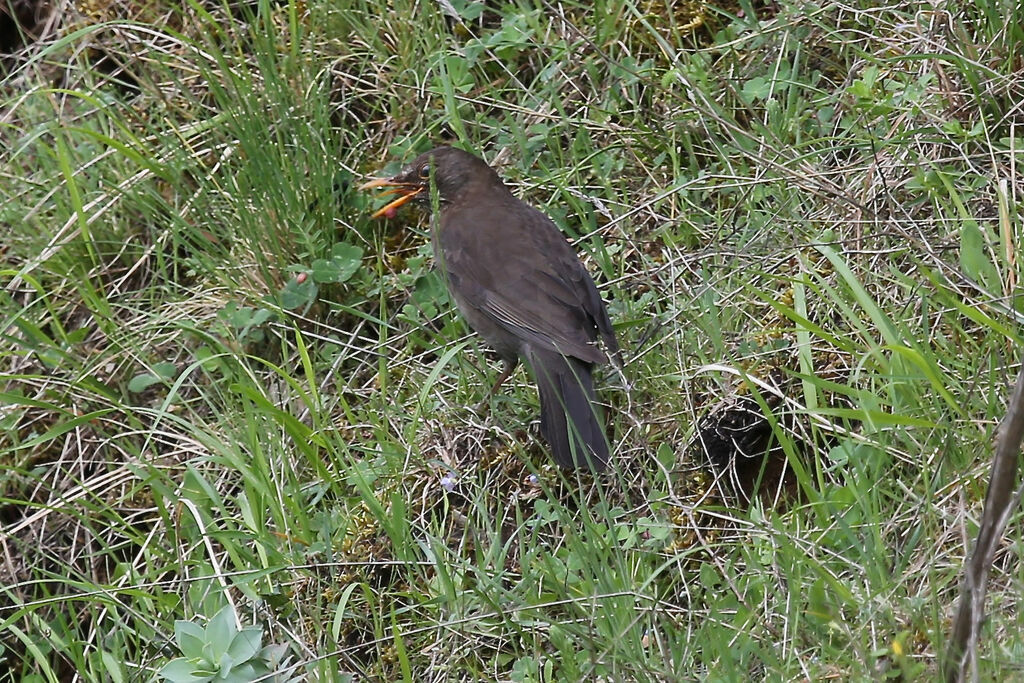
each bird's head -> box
[359,146,499,219]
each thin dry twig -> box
[944,362,1024,681]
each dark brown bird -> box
[360,146,621,471]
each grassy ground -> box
[2,0,1022,680]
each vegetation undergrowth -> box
[1,0,1022,679]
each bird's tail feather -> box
[528,348,609,471]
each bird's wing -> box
[438,201,615,365]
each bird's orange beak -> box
[358,177,424,219]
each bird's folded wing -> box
[443,254,607,364]
[439,201,617,365]
[482,292,607,364]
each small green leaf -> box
[174,620,206,660]
[223,303,248,327]
[128,373,163,393]
[158,657,209,683]
[205,606,238,662]
[656,442,674,469]
[451,0,485,21]
[127,360,178,393]
[153,361,178,379]
[310,259,339,283]
[224,306,274,344]
[278,277,318,310]
[847,78,872,100]
[220,663,267,683]
[216,651,236,677]
[742,76,770,101]
[258,642,288,667]
[99,651,125,683]
[226,626,262,664]
[960,220,1000,290]
[247,308,273,327]
[307,242,364,284]
[806,577,839,624]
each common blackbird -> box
[360,146,621,471]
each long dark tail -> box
[528,347,609,471]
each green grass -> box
[2,0,1022,679]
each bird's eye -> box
[418,164,431,179]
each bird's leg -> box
[487,359,518,398]
[475,358,518,413]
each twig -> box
[944,362,1024,681]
